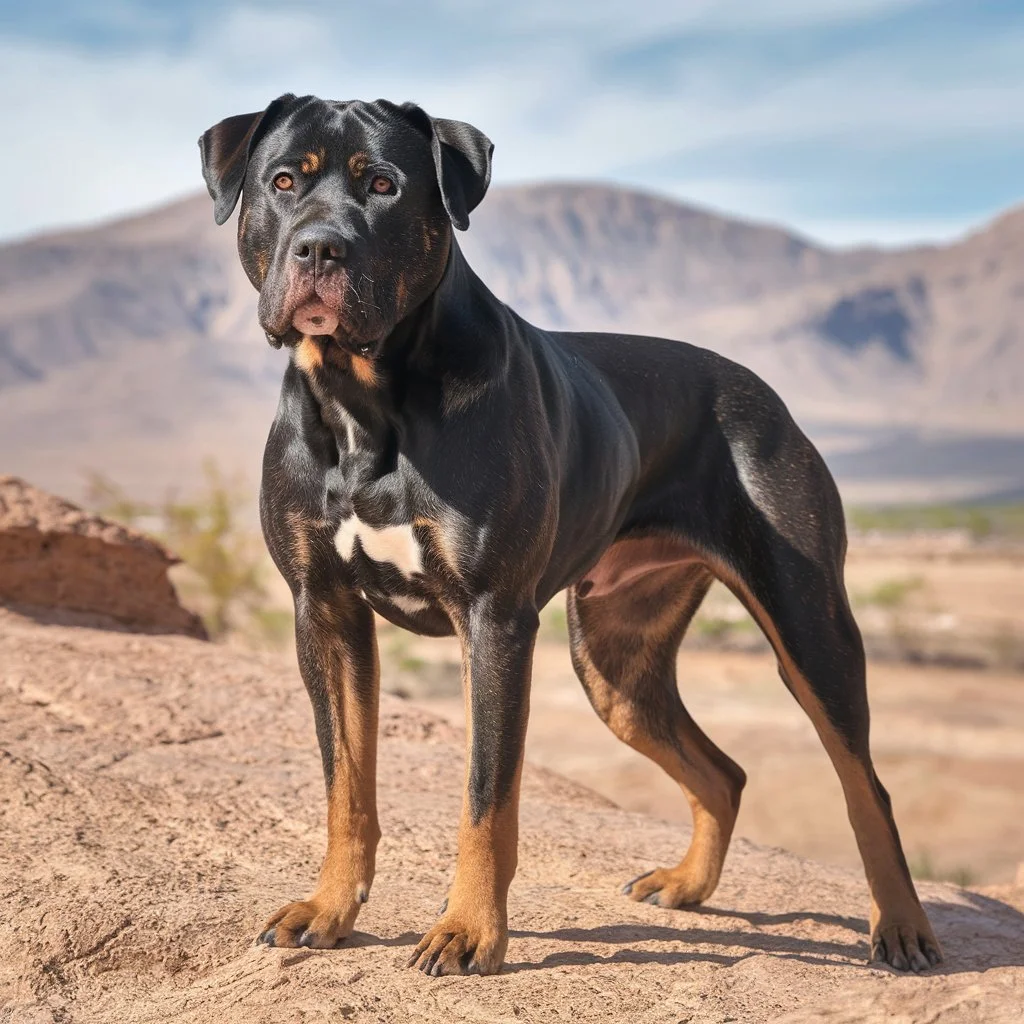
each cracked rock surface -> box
[1,606,1022,1023]
[0,475,206,639]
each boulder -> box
[0,475,206,638]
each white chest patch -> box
[335,514,424,577]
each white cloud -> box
[1,0,1022,245]
[437,0,932,36]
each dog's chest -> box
[334,512,424,578]
[330,504,461,632]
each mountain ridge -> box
[1,183,1021,502]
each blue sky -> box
[1,0,1021,246]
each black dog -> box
[199,94,941,976]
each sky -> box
[1,0,1022,247]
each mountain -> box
[463,187,1024,438]
[1,185,1022,503]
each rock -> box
[0,475,206,638]
[1,610,1021,1023]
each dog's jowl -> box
[199,94,942,976]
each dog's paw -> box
[406,914,507,976]
[621,866,716,908]
[870,918,942,973]
[257,892,365,949]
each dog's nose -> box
[291,231,347,266]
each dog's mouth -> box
[262,278,383,355]
[292,300,340,337]
[263,310,381,359]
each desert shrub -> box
[859,575,925,610]
[540,602,569,642]
[694,616,735,641]
[847,502,1024,541]
[909,849,975,887]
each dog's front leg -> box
[408,599,538,976]
[259,589,380,948]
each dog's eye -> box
[274,174,294,191]
[370,176,394,195]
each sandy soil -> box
[2,607,1022,1023]
[407,634,1024,887]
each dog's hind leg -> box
[567,560,746,907]
[714,550,942,971]
[697,400,942,971]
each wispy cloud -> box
[1,0,1021,246]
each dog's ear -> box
[404,109,491,231]
[429,118,493,231]
[198,94,295,225]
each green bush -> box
[859,576,925,609]
[847,502,1024,541]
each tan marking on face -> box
[348,151,368,179]
[301,149,324,174]
[239,204,250,240]
[295,336,324,374]
[350,352,379,388]
[395,273,408,313]
[255,249,269,282]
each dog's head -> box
[199,95,492,353]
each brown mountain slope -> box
[0,186,1022,501]
[2,605,1022,1023]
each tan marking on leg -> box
[284,508,312,571]
[317,624,380,927]
[569,566,742,905]
[262,600,381,949]
[582,534,701,597]
[712,562,939,964]
[407,777,519,975]
[578,635,737,903]
[295,336,324,374]
[407,610,524,976]
[413,516,464,580]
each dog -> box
[198,94,941,976]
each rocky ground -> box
[2,606,1022,1024]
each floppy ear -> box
[429,118,494,231]
[198,94,295,225]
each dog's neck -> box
[306,240,514,439]
[388,239,512,389]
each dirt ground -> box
[382,537,1024,888]
[408,637,1024,888]
[2,607,1023,1023]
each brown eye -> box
[371,175,394,195]
[274,173,294,191]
